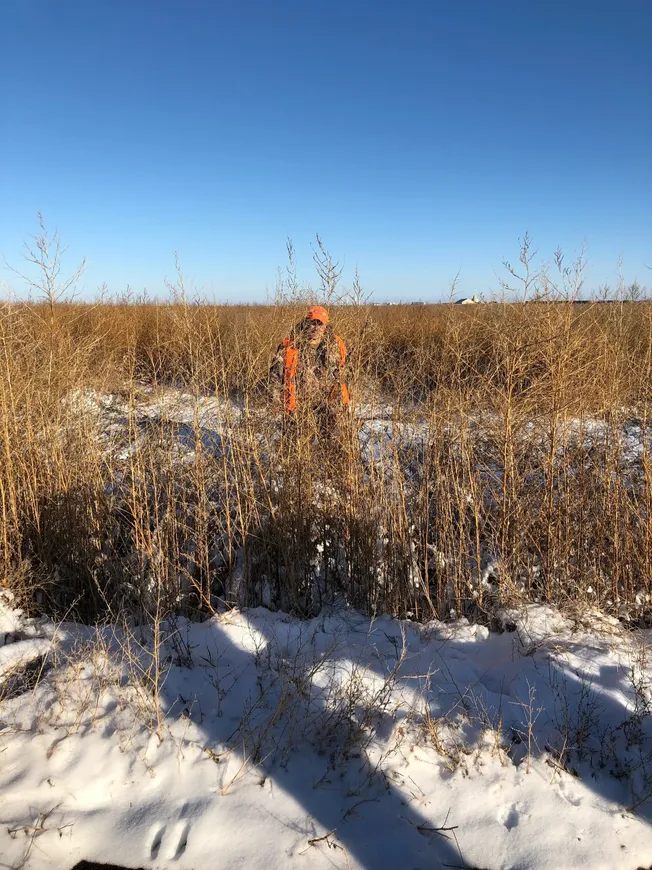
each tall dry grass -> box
[2,261,652,626]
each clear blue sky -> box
[1,0,650,301]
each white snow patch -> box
[1,601,652,869]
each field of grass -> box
[2,292,652,627]
[4,288,652,869]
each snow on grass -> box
[1,597,652,870]
[58,388,652,492]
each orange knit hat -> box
[307,305,329,325]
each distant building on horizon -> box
[455,294,480,305]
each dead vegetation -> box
[1,230,652,628]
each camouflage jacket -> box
[269,325,346,412]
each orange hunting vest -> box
[282,335,350,412]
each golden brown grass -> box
[2,295,652,626]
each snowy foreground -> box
[2,594,652,870]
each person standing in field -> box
[269,305,350,433]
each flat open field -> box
[2,300,652,870]
[3,299,652,621]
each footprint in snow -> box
[150,824,165,859]
[149,820,190,861]
[478,673,506,696]
[558,781,582,807]
[499,804,520,830]
[173,822,191,859]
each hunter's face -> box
[305,319,326,346]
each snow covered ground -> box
[3,387,652,868]
[64,386,652,468]
[2,591,652,870]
